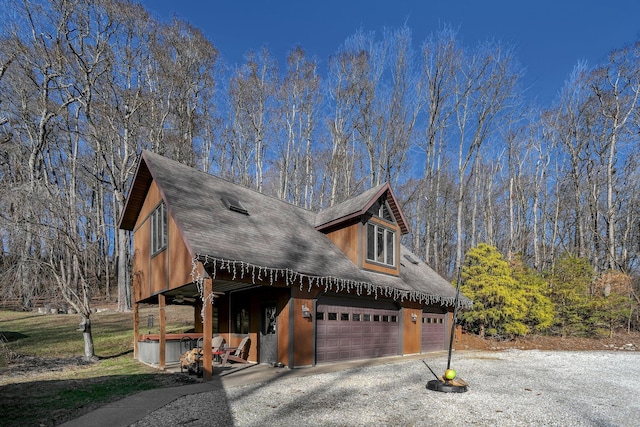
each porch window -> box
[150,202,167,255]
[366,222,395,267]
[235,307,250,334]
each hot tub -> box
[137,333,203,365]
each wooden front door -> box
[259,305,278,364]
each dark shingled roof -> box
[121,150,470,308]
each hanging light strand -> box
[190,254,469,313]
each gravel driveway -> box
[133,350,640,426]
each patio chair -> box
[212,335,225,362]
[221,336,251,366]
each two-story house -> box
[119,150,470,380]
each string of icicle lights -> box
[191,255,466,314]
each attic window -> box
[222,196,249,215]
[368,197,394,223]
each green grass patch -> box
[0,308,198,426]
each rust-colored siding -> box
[131,179,196,302]
[133,220,150,301]
[291,289,318,366]
[135,181,162,229]
[151,250,168,294]
[402,303,422,355]
[132,181,163,302]
[324,222,361,267]
[168,215,194,289]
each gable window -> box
[150,202,167,255]
[368,198,395,223]
[366,222,395,266]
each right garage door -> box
[316,301,399,363]
[421,312,446,352]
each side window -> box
[150,202,167,255]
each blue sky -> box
[141,0,640,105]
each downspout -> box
[288,289,294,368]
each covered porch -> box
[132,262,312,381]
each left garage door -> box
[316,301,399,363]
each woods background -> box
[1,1,639,337]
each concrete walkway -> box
[60,353,435,427]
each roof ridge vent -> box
[222,196,249,215]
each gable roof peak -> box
[315,182,409,234]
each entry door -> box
[259,305,278,364]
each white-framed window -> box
[150,202,167,255]
[366,222,395,266]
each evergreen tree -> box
[459,244,528,338]
[547,254,594,337]
[510,257,555,333]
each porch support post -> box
[133,302,139,360]
[159,294,166,368]
[202,278,213,381]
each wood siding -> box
[168,214,194,289]
[135,181,162,229]
[133,220,150,302]
[150,250,168,294]
[291,287,323,367]
[402,303,422,355]
[131,179,196,302]
[324,221,361,267]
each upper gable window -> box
[365,195,396,267]
[150,202,167,255]
[368,198,395,223]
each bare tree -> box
[414,26,459,273]
[227,47,277,191]
[275,46,321,207]
[451,40,521,272]
[590,43,640,270]
[325,42,366,205]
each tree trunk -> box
[117,228,131,312]
[79,316,96,361]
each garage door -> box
[421,313,446,352]
[316,301,399,363]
